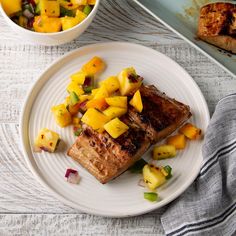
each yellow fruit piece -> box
[67,82,84,96]
[143,164,166,190]
[118,67,143,96]
[34,128,60,153]
[99,76,120,94]
[1,0,22,16]
[51,104,72,127]
[33,16,62,33]
[103,106,127,119]
[75,9,87,22]
[104,118,129,138]
[70,71,87,85]
[81,108,110,133]
[166,134,186,150]
[61,16,80,31]
[86,98,108,111]
[59,0,79,10]
[81,56,105,75]
[72,117,80,125]
[129,90,143,112]
[71,0,87,4]
[179,123,202,140]
[88,0,96,5]
[94,85,109,99]
[79,94,93,102]
[105,96,127,108]
[41,0,60,17]
[153,145,176,160]
[91,88,99,97]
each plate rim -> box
[133,0,236,78]
[20,42,210,217]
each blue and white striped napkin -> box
[161,94,236,236]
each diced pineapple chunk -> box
[91,88,99,97]
[75,9,87,22]
[118,67,143,95]
[67,82,84,96]
[33,16,62,33]
[70,71,87,85]
[34,128,60,153]
[166,134,186,150]
[79,94,93,102]
[51,104,72,127]
[105,96,127,108]
[179,123,202,140]
[81,56,105,75]
[94,85,109,99]
[129,90,143,112]
[104,118,129,138]
[1,0,22,16]
[86,98,108,111]
[153,145,176,160]
[143,164,166,190]
[81,108,110,133]
[61,16,81,31]
[99,76,120,94]
[103,106,127,119]
[41,0,60,17]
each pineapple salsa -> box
[1,0,96,33]
[33,56,202,196]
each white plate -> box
[20,42,210,217]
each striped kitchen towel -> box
[161,94,236,236]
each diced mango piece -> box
[179,123,202,140]
[70,71,87,85]
[61,16,80,31]
[118,67,143,95]
[86,98,108,111]
[91,88,99,97]
[129,90,143,112]
[41,0,60,17]
[81,108,110,133]
[33,16,62,33]
[1,0,22,16]
[166,134,186,150]
[88,0,96,5]
[67,82,84,96]
[99,76,120,94]
[94,85,109,99]
[143,164,166,190]
[51,104,72,127]
[104,118,129,138]
[79,94,93,102]
[34,128,60,153]
[105,96,127,108]
[81,56,105,75]
[153,145,176,160]
[75,9,87,22]
[103,106,127,119]
[72,117,80,125]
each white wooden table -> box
[0,0,235,235]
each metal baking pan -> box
[134,0,236,77]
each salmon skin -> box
[197,2,236,53]
[67,85,191,184]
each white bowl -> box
[0,1,100,46]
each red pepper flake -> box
[49,142,53,147]
[41,135,44,139]
[68,3,73,6]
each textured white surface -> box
[0,0,235,234]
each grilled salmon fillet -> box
[197,3,236,53]
[67,85,191,184]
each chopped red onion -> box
[138,179,146,187]
[65,169,80,184]
[23,9,34,19]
